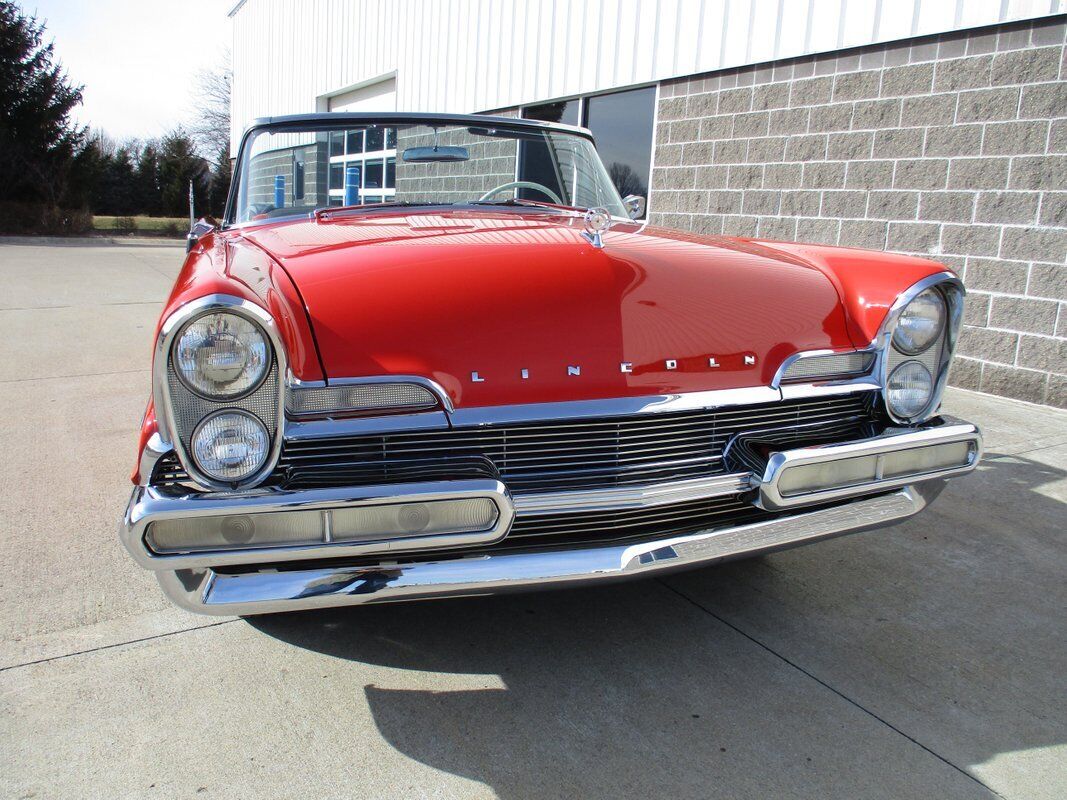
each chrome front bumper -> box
[155,486,939,615]
[121,417,982,616]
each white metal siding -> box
[231,0,1064,150]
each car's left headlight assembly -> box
[881,276,964,424]
[154,296,286,491]
[173,311,271,399]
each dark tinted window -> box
[366,127,385,151]
[386,128,397,149]
[346,130,364,154]
[584,86,655,213]
[523,100,580,126]
[364,159,383,189]
[386,157,396,188]
[329,162,343,190]
[329,131,344,158]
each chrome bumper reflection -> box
[157,485,937,616]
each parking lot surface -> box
[1,239,1065,799]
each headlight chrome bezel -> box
[878,273,965,425]
[153,295,287,491]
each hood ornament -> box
[581,207,612,249]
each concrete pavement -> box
[1,240,1065,799]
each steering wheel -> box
[479,181,562,205]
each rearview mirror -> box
[623,195,646,220]
[402,146,470,163]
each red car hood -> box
[239,210,857,409]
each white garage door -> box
[327,77,397,113]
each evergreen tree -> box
[207,144,232,217]
[0,1,85,206]
[157,128,209,217]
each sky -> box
[21,0,232,141]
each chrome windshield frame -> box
[223,112,608,229]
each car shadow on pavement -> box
[248,452,1066,799]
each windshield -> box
[230,120,628,225]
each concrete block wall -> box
[651,16,1067,408]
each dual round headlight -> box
[891,288,945,355]
[174,311,273,483]
[191,410,271,482]
[886,288,947,421]
[174,312,271,399]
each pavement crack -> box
[658,579,1005,799]
[0,619,238,673]
[0,368,148,384]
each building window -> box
[524,99,580,126]
[329,162,344,191]
[364,159,384,190]
[521,87,654,217]
[584,87,654,202]
[326,126,397,205]
[329,131,345,158]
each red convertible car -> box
[120,112,982,615]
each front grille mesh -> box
[273,392,878,494]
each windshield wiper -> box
[314,201,444,220]
[468,198,576,212]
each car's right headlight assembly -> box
[173,311,271,399]
[881,276,964,424]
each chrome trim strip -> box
[155,486,934,615]
[757,417,981,510]
[513,473,752,516]
[285,411,452,439]
[153,294,288,491]
[121,479,515,571]
[448,386,782,427]
[779,380,882,401]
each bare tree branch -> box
[188,50,231,159]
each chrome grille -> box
[274,392,878,494]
